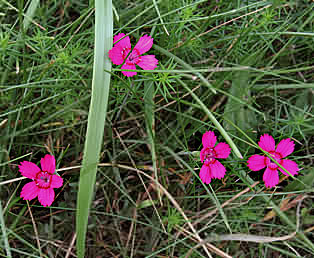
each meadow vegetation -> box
[1,0,314,257]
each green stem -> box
[177,78,243,159]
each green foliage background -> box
[1,1,314,257]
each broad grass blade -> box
[144,81,160,202]
[223,58,257,150]
[0,200,12,258]
[76,1,113,257]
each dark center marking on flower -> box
[266,151,282,170]
[121,47,130,58]
[35,171,52,189]
[126,48,141,65]
[202,148,217,165]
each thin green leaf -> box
[0,200,12,258]
[152,0,169,35]
[153,44,216,94]
[177,78,243,159]
[239,170,314,251]
[144,81,160,202]
[23,0,40,30]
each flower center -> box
[202,148,216,165]
[35,171,52,189]
[266,151,282,170]
[126,48,141,65]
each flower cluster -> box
[17,135,300,208]
[199,131,299,188]
[107,33,300,188]
[16,33,301,208]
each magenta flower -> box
[19,154,63,207]
[199,131,231,184]
[108,33,158,77]
[247,134,299,188]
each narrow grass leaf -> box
[152,0,169,35]
[76,1,112,258]
[0,0,41,170]
[144,81,160,202]
[153,44,216,94]
[162,145,232,232]
[239,170,314,251]
[23,0,40,30]
[0,200,12,258]
[177,78,243,159]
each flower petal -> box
[51,175,63,188]
[121,63,137,77]
[38,188,55,207]
[20,181,39,200]
[113,33,131,49]
[214,142,231,159]
[247,155,267,171]
[279,159,299,176]
[276,138,295,158]
[258,134,275,152]
[137,55,158,70]
[210,160,226,179]
[199,165,211,184]
[134,35,153,54]
[200,147,206,163]
[263,167,279,188]
[108,46,126,65]
[19,161,40,179]
[202,131,216,149]
[40,154,55,174]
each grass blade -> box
[152,0,169,35]
[0,200,12,258]
[144,81,160,202]
[76,1,112,257]
[0,0,41,85]
[0,0,41,173]
[153,44,216,94]
[223,57,257,150]
[177,78,243,159]
[239,170,314,252]
[23,0,40,30]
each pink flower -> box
[247,134,299,188]
[108,33,158,77]
[19,154,63,207]
[199,131,231,184]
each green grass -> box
[1,1,314,257]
